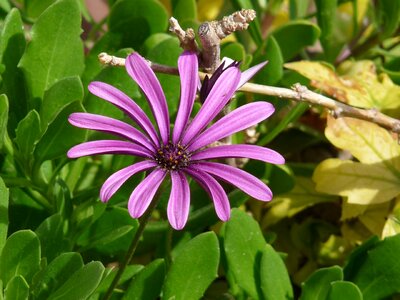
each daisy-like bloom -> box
[67,51,284,230]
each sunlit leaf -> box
[285,61,400,116]
[263,176,337,227]
[197,0,224,21]
[0,176,9,254]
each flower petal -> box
[67,140,153,158]
[185,167,230,221]
[167,171,190,230]
[188,102,275,151]
[88,81,160,147]
[69,113,156,151]
[181,66,241,145]
[191,161,273,201]
[172,51,199,144]
[126,53,170,145]
[128,168,167,218]
[100,160,157,202]
[192,144,285,164]
[237,61,268,88]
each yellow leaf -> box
[197,0,224,21]
[284,61,400,115]
[325,116,400,166]
[313,158,400,204]
[262,177,337,228]
[382,197,400,238]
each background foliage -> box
[0,0,399,299]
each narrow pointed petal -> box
[238,61,268,88]
[191,162,273,201]
[172,51,199,143]
[88,81,160,147]
[185,167,230,221]
[128,169,167,218]
[168,171,190,230]
[126,53,170,145]
[69,113,156,151]
[181,66,241,145]
[100,160,157,202]
[67,140,153,158]
[188,102,275,151]
[192,144,285,164]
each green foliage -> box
[163,232,220,300]
[0,0,400,299]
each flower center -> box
[155,142,190,170]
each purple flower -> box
[67,51,284,230]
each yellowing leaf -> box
[284,61,400,115]
[382,197,400,238]
[325,116,400,166]
[197,0,224,21]
[262,176,337,228]
[313,158,400,204]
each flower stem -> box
[102,198,160,300]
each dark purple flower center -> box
[155,142,191,170]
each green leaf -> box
[0,177,9,254]
[172,0,197,21]
[272,21,320,61]
[34,101,86,162]
[146,37,182,116]
[48,261,104,300]
[124,259,165,300]
[40,76,83,130]
[0,9,27,131]
[315,0,340,62]
[14,110,41,163]
[254,36,284,86]
[0,230,41,286]
[223,208,266,299]
[25,0,56,19]
[77,207,139,254]
[162,232,220,300]
[260,244,294,300]
[327,281,363,300]
[0,0,11,12]
[18,0,84,103]
[35,214,70,262]
[32,252,84,299]
[0,95,8,150]
[221,42,246,62]
[109,0,168,49]
[95,265,143,294]
[345,234,400,299]
[4,275,29,300]
[376,0,400,39]
[300,266,343,300]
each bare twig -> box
[197,9,256,72]
[168,17,198,52]
[98,52,400,135]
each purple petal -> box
[100,160,157,202]
[67,140,153,158]
[168,171,190,230]
[126,53,170,145]
[128,168,167,218]
[181,66,241,145]
[184,167,230,221]
[172,51,199,144]
[191,161,272,201]
[88,81,160,147]
[69,113,156,151]
[188,102,275,151]
[238,61,268,88]
[192,144,285,164]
